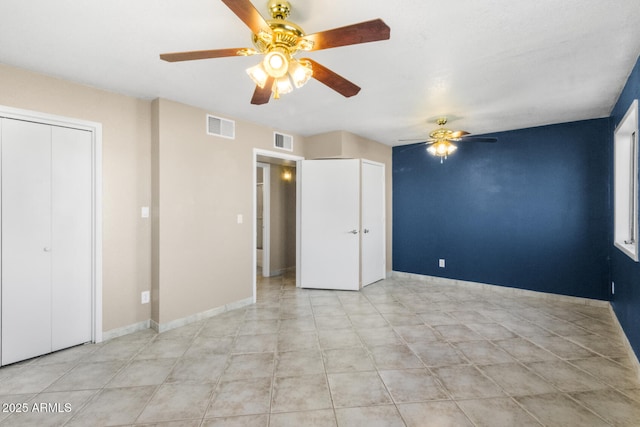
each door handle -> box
[349,229,359,235]
[363,229,370,234]
[43,247,51,252]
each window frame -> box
[614,99,639,261]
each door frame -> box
[256,162,271,278]
[0,104,103,345]
[252,149,303,302]
[361,159,386,286]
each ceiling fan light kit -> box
[398,117,499,163]
[160,0,391,104]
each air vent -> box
[274,132,293,151]
[207,114,235,139]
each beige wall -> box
[303,130,393,273]
[152,98,305,325]
[0,64,152,332]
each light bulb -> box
[274,76,293,95]
[263,48,289,78]
[289,59,313,88]
[246,63,268,88]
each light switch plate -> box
[141,207,150,218]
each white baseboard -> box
[392,271,609,307]
[151,297,254,333]
[102,320,151,341]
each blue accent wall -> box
[610,55,640,359]
[393,118,611,301]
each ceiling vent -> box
[207,114,235,139]
[274,132,293,151]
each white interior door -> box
[51,126,92,351]
[1,118,53,365]
[300,159,360,290]
[361,160,386,286]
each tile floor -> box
[1,272,639,426]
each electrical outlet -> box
[612,282,615,295]
[141,291,150,304]
[439,259,445,268]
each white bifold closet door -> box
[1,118,92,366]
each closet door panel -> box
[51,126,93,350]
[1,118,53,365]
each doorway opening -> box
[253,149,303,302]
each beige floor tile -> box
[275,350,324,377]
[516,393,609,427]
[66,386,154,426]
[433,365,505,399]
[314,315,352,330]
[202,414,269,426]
[348,314,389,329]
[323,347,374,373]
[232,334,278,354]
[137,383,215,423]
[166,354,227,383]
[433,325,484,342]
[327,371,392,408]
[107,358,177,388]
[408,341,467,367]
[276,331,318,352]
[222,353,274,381]
[571,388,640,426]
[135,338,192,360]
[318,329,362,349]
[397,401,474,427]
[379,369,448,402]
[335,405,405,427]
[454,341,515,365]
[46,361,124,392]
[494,337,558,363]
[357,327,403,347]
[526,360,608,392]
[466,323,517,340]
[457,397,542,427]
[368,344,423,370]
[478,363,556,396]
[271,374,332,413]
[417,311,460,326]
[183,336,234,358]
[393,325,440,343]
[0,363,74,395]
[527,335,595,359]
[269,409,336,427]
[206,377,271,418]
[571,357,640,389]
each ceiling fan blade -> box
[304,19,390,51]
[250,76,275,105]
[396,141,436,153]
[303,58,361,97]
[451,130,470,138]
[221,0,271,35]
[160,48,249,62]
[399,138,436,142]
[462,136,498,143]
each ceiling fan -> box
[399,117,498,163]
[160,0,391,105]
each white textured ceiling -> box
[1,0,639,145]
